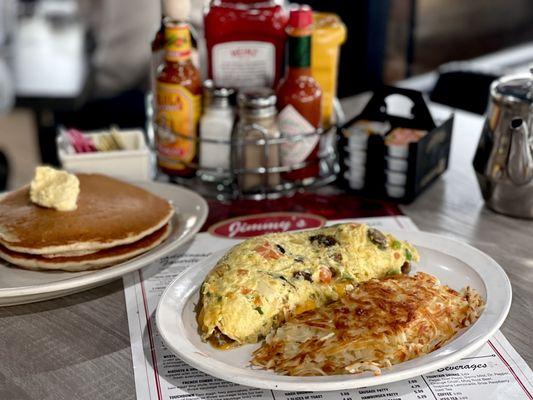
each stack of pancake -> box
[0,174,174,271]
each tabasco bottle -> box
[155,0,201,178]
[277,5,322,183]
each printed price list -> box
[124,222,532,400]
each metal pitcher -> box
[473,69,533,218]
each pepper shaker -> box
[234,88,281,194]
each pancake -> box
[41,249,100,258]
[0,223,171,272]
[0,174,174,255]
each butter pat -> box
[30,167,80,211]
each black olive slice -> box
[309,234,338,247]
[368,228,388,250]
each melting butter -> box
[29,166,80,211]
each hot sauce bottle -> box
[276,5,322,183]
[204,0,288,89]
[155,0,201,177]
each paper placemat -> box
[124,216,532,400]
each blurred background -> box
[1,0,533,189]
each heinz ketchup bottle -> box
[204,0,288,90]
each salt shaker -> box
[199,80,235,180]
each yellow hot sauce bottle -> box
[155,17,201,178]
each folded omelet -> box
[197,223,419,348]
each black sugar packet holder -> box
[337,86,454,203]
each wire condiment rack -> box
[148,97,344,200]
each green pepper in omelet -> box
[196,223,419,349]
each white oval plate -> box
[157,230,512,391]
[0,181,208,306]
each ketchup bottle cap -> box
[288,5,313,29]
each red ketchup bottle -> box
[276,5,322,183]
[204,0,288,89]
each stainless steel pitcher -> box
[473,69,533,218]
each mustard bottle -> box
[311,13,347,128]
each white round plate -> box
[157,230,512,391]
[0,181,208,306]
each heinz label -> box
[212,41,275,88]
[208,212,325,239]
[155,82,200,171]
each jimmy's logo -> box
[208,212,325,239]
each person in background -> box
[0,0,16,114]
[0,0,16,189]
[53,0,162,134]
[78,0,160,97]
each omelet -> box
[197,223,419,348]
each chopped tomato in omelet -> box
[196,223,419,348]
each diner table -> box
[0,96,531,400]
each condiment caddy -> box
[154,97,340,200]
[150,0,346,199]
[338,86,454,203]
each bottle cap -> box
[203,80,235,109]
[238,88,276,109]
[237,87,277,118]
[288,5,313,29]
[164,0,191,21]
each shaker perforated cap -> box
[237,87,277,109]
[203,80,235,109]
[203,80,235,98]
